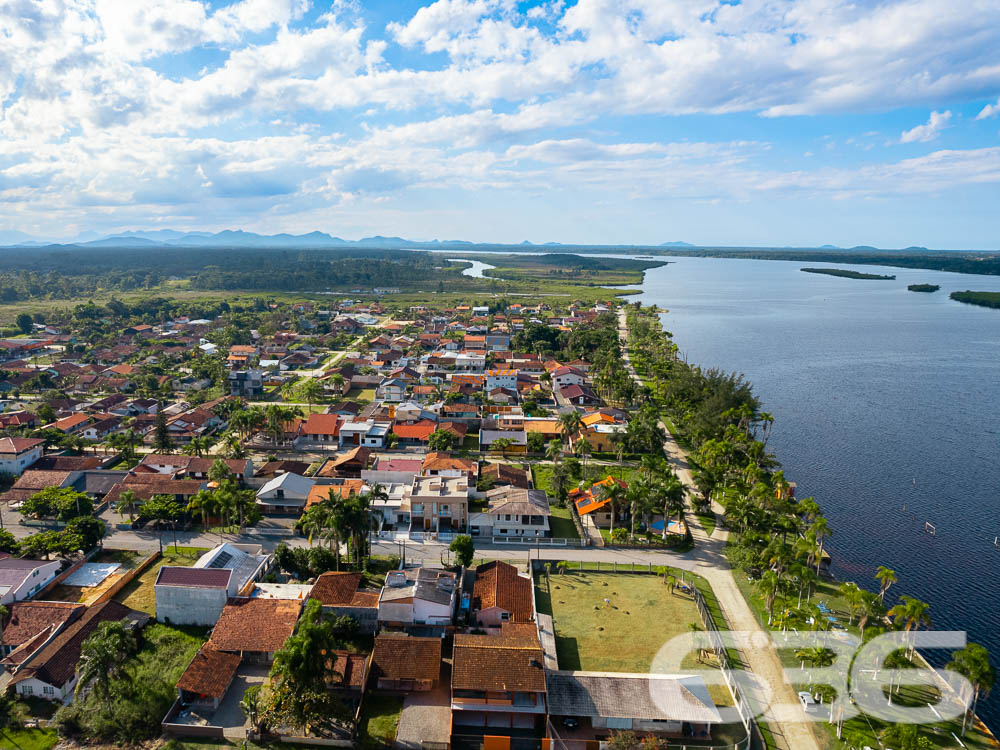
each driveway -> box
[394,684,451,749]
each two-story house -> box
[406,474,468,538]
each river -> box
[436,247,1000,722]
[637,256,1000,725]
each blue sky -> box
[1,0,999,248]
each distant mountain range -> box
[0,229,953,253]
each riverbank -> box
[619,303,999,749]
[950,290,1000,309]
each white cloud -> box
[900,110,952,143]
[977,98,1000,119]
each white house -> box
[550,366,586,389]
[154,543,270,626]
[377,567,458,627]
[0,438,43,476]
[339,420,391,449]
[484,369,518,392]
[255,472,316,513]
[0,557,60,605]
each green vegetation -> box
[950,290,1000,309]
[548,505,580,539]
[0,728,59,750]
[54,623,205,744]
[801,267,895,280]
[115,547,208,614]
[534,571,704,673]
[907,284,940,293]
[358,695,404,749]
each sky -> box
[2,0,1000,249]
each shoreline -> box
[617,303,998,746]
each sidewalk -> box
[618,309,819,750]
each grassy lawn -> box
[345,387,377,401]
[531,462,641,495]
[358,694,404,749]
[535,571,704,673]
[115,546,208,614]
[548,505,579,539]
[0,728,59,750]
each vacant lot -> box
[115,546,208,614]
[536,571,703,674]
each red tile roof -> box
[311,572,363,606]
[371,634,441,682]
[176,647,241,699]
[452,628,545,693]
[299,414,343,436]
[0,601,84,649]
[473,561,534,623]
[209,598,300,654]
[391,420,436,441]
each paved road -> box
[618,309,819,750]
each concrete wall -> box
[14,675,70,702]
[323,605,378,634]
[93,550,160,606]
[378,600,413,625]
[156,585,229,626]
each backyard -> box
[535,570,707,674]
[548,505,579,539]
[114,546,209,614]
[358,694,404,749]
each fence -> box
[92,549,160,606]
[691,587,763,750]
[490,536,588,547]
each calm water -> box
[638,257,1000,725]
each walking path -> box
[617,309,819,750]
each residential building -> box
[0,437,43,476]
[377,567,458,628]
[451,625,547,735]
[207,597,301,663]
[485,369,518,392]
[370,633,442,691]
[175,646,241,711]
[479,463,530,490]
[255,472,315,514]
[228,369,264,397]
[293,413,342,448]
[471,561,535,626]
[406,474,469,537]
[154,543,271,626]
[339,420,391,449]
[545,672,723,739]
[0,601,84,658]
[10,601,148,702]
[571,476,627,529]
[310,572,379,633]
[0,557,61,605]
[482,487,550,538]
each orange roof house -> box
[571,476,628,517]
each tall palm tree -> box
[888,595,932,659]
[300,378,324,413]
[875,566,897,603]
[857,590,884,638]
[947,643,995,736]
[558,411,582,444]
[76,620,137,712]
[545,439,563,466]
[597,480,627,538]
[839,582,864,624]
[116,489,141,523]
[757,570,782,625]
[187,489,219,529]
[183,436,212,457]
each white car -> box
[798,691,819,713]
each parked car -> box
[798,691,818,713]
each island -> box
[801,267,896,280]
[950,290,1000,309]
[907,284,940,293]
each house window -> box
[500,612,510,621]
[22,685,32,695]
[43,686,54,695]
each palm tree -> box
[491,437,515,459]
[888,595,932,659]
[116,488,141,523]
[575,437,593,474]
[300,378,324,412]
[223,434,247,459]
[597,480,627,538]
[187,489,219,529]
[839,582,864,624]
[558,411,582,443]
[947,643,994,736]
[660,472,686,538]
[76,620,137,712]
[183,435,212,457]
[757,570,782,625]
[857,590,884,638]
[875,565,897,603]
[545,439,563,466]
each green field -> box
[531,462,641,495]
[535,571,704,673]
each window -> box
[500,612,510,621]
[22,685,32,695]
[43,686,54,695]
